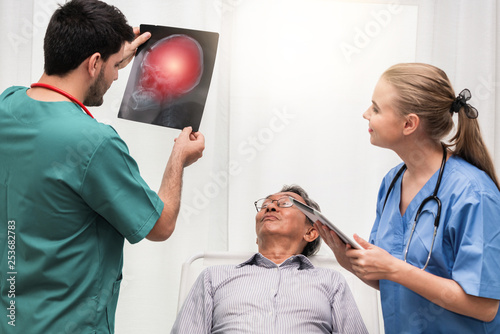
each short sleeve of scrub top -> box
[444,176,500,299]
[80,129,164,243]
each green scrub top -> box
[0,86,164,333]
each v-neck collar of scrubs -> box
[394,163,447,224]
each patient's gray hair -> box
[280,184,322,257]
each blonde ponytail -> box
[450,102,499,189]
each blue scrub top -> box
[370,155,500,333]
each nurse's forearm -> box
[391,261,499,322]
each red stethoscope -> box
[30,83,94,119]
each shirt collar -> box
[237,252,315,270]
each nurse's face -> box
[363,78,406,149]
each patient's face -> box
[255,192,311,243]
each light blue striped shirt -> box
[171,253,368,333]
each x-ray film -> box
[118,25,219,131]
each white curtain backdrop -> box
[1,0,498,333]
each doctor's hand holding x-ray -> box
[316,63,500,334]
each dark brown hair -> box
[44,0,135,75]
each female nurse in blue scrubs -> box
[316,63,500,333]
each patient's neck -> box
[258,243,303,265]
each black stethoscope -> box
[382,144,447,270]
[30,83,94,119]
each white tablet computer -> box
[289,197,364,249]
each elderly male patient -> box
[171,185,368,334]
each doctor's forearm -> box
[146,151,184,241]
[146,128,204,241]
[391,262,499,322]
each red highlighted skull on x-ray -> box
[138,34,204,101]
[118,25,219,131]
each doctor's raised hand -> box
[119,26,151,69]
[172,126,205,167]
[320,63,500,334]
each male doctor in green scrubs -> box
[0,1,205,333]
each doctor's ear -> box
[403,113,420,135]
[87,52,103,78]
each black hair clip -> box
[450,89,478,119]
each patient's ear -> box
[304,226,319,242]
